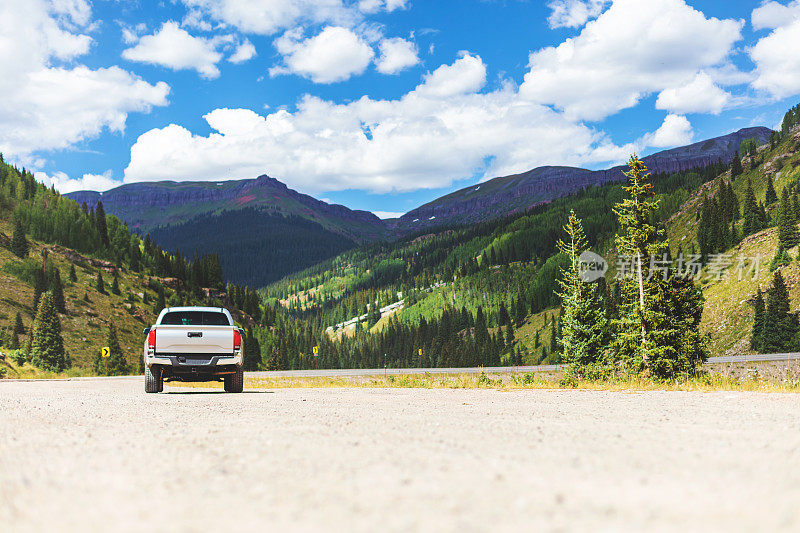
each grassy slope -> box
[666,127,800,356]
[0,219,160,377]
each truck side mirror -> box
[143,327,151,335]
[238,328,245,335]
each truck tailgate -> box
[154,326,233,354]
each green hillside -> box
[0,157,264,378]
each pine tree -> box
[49,268,65,313]
[30,293,69,372]
[777,187,800,250]
[611,156,708,377]
[766,174,778,205]
[742,177,762,236]
[111,271,121,295]
[96,271,105,294]
[556,210,610,378]
[11,219,28,258]
[10,330,20,350]
[13,311,24,335]
[33,268,47,313]
[761,270,796,353]
[105,322,129,376]
[750,289,765,351]
[95,201,110,247]
[69,264,77,282]
[730,151,743,178]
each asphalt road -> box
[250,353,799,378]
[2,379,800,532]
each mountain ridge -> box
[394,126,772,230]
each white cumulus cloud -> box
[228,39,256,63]
[520,0,743,121]
[750,17,800,99]
[375,37,419,74]
[181,0,358,36]
[122,21,224,79]
[415,52,486,98]
[640,114,693,148]
[35,169,120,194]
[752,1,800,30]
[0,0,169,160]
[547,0,608,29]
[270,26,374,83]
[655,72,731,115]
[123,53,661,195]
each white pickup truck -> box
[143,307,244,393]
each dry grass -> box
[165,371,800,393]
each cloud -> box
[520,0,743,121]
[228,39,256,63]
[122,21,224,79]
[752,1,800,30]
[640,114,693,148]
[270,26,374,83]
[415,52,486,97]
[373,211,404,219]
[750,18,800,99]
[181,0,358,36]
[0,0,169,159]
[547,0,608,29]
[375,37,419,74]
[34,169,119,194]
[358,0,408,14]
[123,53,658,195]
[655,72,731,114]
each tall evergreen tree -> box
[96,271,105,294]
[761,270,796,353]
[14,311,25,335]
[742,177,762,236]
[612,156,708,377]
[68,264,78,282]
[777,187,800,250]
[105,322,129,376]
[766,174,778,205]
[30,293,69,372]
[730,151,743,178]
[33,267,47,313]
[11,219,29,258]
[555,210,610,378]
[111,271,121,295]
[49,268,66,313]
[750,289,765,351]
[95,201,110,247]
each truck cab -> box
[143,307,244,393]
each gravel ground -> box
[2,379,800,532]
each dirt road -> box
[2,379,799,532]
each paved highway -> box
[249,353,799,378]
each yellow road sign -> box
[312,346,319,355]
[101,347,110,358]
[418,348,423,356]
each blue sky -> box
[3,0,800,218]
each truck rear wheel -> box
[145,366,162,393]
[224,367,243,393]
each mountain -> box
[394,127,772,232]
[67,174,388,243]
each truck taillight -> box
[147,329,156,350]
[234,330,241,351]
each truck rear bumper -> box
[146,353,242,382]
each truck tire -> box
[224,367,243,393]
[145,366,161,393]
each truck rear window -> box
[160,311,231,326]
